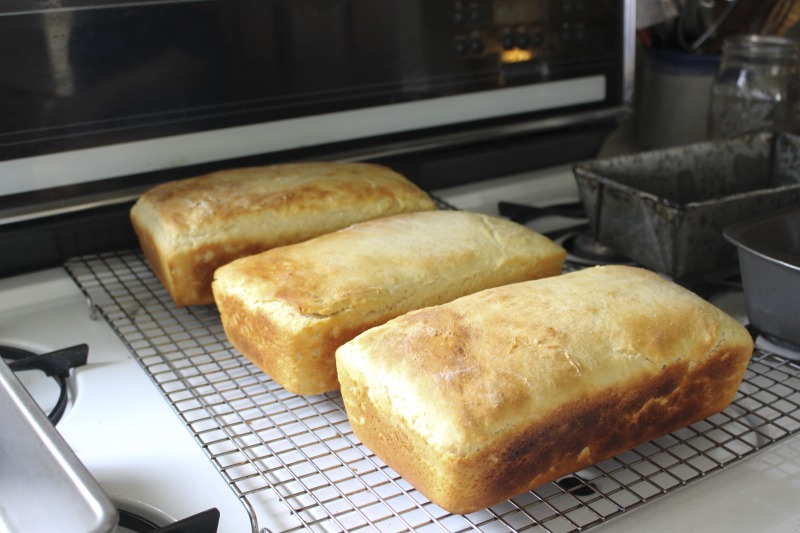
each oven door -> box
[0,0,633,275]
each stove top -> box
[0,269,255,532]
[2,165,799,532]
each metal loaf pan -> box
[0,359,117,533]
[724,206,800,347]
[573,132,800,279]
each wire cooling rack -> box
[65,249,800,533]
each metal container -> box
[573,132,800,279]
[724,206,800,347]
[0,359,117,533]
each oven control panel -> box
[452,0,615,63]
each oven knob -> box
[454,9,466,25]
[455,38,469,55]
[501,33,516,50]
[531,29,545,47]
[516,32,531,49]
[470,37,485,54]
[469,7,484,22]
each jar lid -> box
[722,35,800,60]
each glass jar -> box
[709,35,800,139]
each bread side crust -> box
[130,162,437,307]
[213,211,566,395]
[130,200,175,302]
[213,291,341,395]
[335,265,754,513]
[339,341,751,514]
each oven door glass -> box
[0,0,626,177]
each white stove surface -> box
[0,269,258,532]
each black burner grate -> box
[65,250,800,533]
[1,343,88,425]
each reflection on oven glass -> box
[493,0,543,25]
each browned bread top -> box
[212,210,566,395]
[134,161,435,238]
[130,161,436,306]
[338,265,753,457]
[213,210,566,320]
[335,265,755,516]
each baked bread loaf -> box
[335,265,754,514]
[130,162,436,307]
[212,210,566,395]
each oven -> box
[2,1,800,532]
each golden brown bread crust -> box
[129,162,436,307]
[335,265,754,514]
[212,210,566,395]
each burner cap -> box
[560,233,630,265]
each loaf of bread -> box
[335,265,754,514]
[212,210,566,395]
[130,162,436,307]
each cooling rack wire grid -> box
[65,250,800,533]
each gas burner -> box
[559,232,632,266]
[497,200,632,266]
[543,228,634,267]
[748,325,800,362]
[0,343,87,425]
